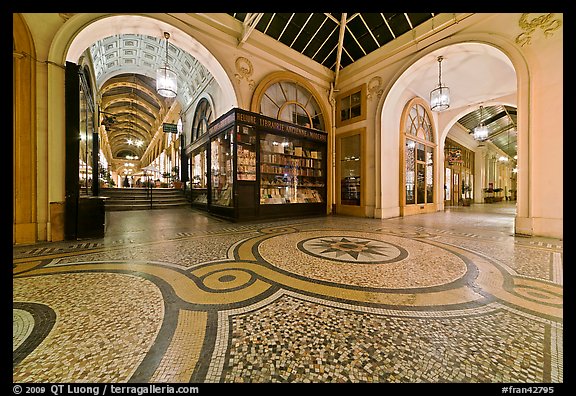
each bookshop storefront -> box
[187,108,327,221]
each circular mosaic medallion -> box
[299,236,407,264]
[257,230,469,289]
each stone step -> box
[100,187,182,196]
[98,187,188,211]
[105,202,188,211]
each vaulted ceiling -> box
[98,73,165,159]
[85,13,517,162]
[89,33,213,160]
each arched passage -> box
[39,13,239,241]
[62,14,237,114]
[375,37,531,235]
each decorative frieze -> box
[515,13,562,47]
[367,76,383,101]
[234,56,255,90]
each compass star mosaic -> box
[300,236,405,263]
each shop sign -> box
[163,123,178,134]
[447,148,463,165]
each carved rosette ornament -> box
[367,76,384,101]
[234,57,255,90]
[515,13,562,47]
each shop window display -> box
[187,108,327,220]
[259,132,324,205]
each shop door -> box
[452,172,460,206]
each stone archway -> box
[375,37,531,235]
[40,14,240,241]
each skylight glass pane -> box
[278,22,300,46]
[372,24,394,46]
[406,13,433,28]
[384,13,410,37]
[301,18,337,58]
[342,31,364,61]
[255,14,274,31]
[266,13,293,39]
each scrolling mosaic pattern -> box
[13,217,562,383]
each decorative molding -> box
[367,76,384,101]
[515,13,562,47]
[58,13,75,21]
[234,56,255,90]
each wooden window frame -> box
[335,84,367,127]
[399,98,437,216]
[335,128,366,216]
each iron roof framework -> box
[231,13,516,159]
[230,13,436,72]
[457,105,517,158]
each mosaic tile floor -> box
[12,203,563,383]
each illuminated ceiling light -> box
[126,135,142,147]
[156,32,177,98]
[473,105,489,141]
[430,56,450,112]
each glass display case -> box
[259,132,324,206]
[190,146,208,207]
[210,128,234,207]
[236,126,257,181]
[339,134,361,206]
[189,108,327,220]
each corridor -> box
[13,202,563,383]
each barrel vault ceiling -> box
[89,33,212,160]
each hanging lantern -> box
[430,56,450,112]
[156,32,177,98]
[473,105,489,141]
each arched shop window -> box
[191,98,212,142]
[189,98,213,195]
[258,80,325,131]
[401,98,436,210]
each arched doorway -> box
[399,98,437,216]
[13,14,38,244]
[377,41,523,230]
[42,14,239,240]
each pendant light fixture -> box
[430,56,450,112]
[473,105,489,141]
[156,32,177,98]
